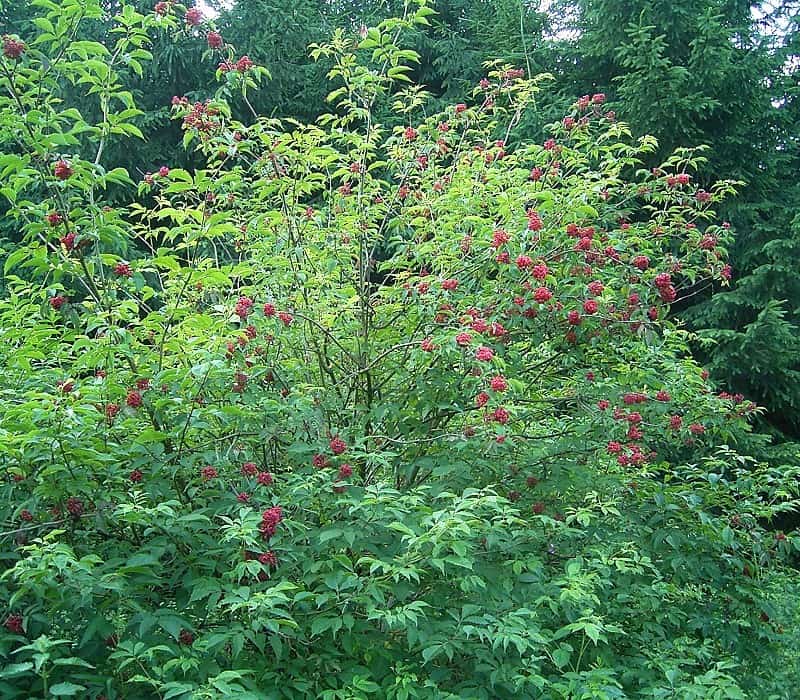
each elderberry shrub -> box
[0,2,797,698]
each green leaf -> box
[49,682,86,696]
[0,662,33,678]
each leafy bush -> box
[0,1,798,698]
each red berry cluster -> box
[219,56,254,73]
[2,35,25,59]
[114,262,132,278]
[50,295,67,311]
[235,296,254,319]
[53,160,73,180]
[4,614,23,634]
[259,506,283,539]
[185,7,203,26]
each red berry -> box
[234,296,253,319]
[492,406,510,424]
[49,295,67,310]
[126,390,142,408]
[329,436,347,455]
[185,7,203,25]
[235,55,254,72]
[489,322,506,338]
[516,255,533,270]
[471,318,489,333]
[2,36,25,59]
[587,281,604,296]
[583,299,598,314]
[659,285,677,303]
[655,272,672,289]
[66,496,83,516]
[566,310,581,326]
[53,160,73,180]
[114,261,132,277]
[259,551,278,568]
[699,234,717,250]
[626,425,643,440]
[489,375,508,392]
[420,337,436,352]
[56,231,74,252]
[337,463,353,480]
[623,392,647,405]
[207,31,223,49]
[475,346,494,362]
[260,506,283,539]
[441,278,458,291]
[4,614,23,634]
[201,465,218,481]
[532,263,548,280]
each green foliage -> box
[0,1,798,699]
[3,0,799,448]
